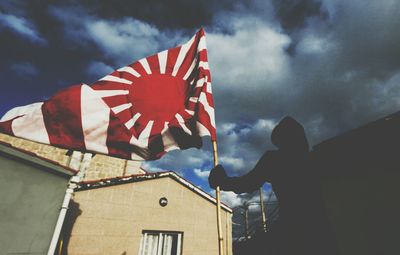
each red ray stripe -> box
[91,82,128,90]
[197,102,216,140]
[42,84,85,150]
[99,70,137,85]
[106,113,133,159]
[101,95,130,108]
[0,117,16,135]
[113,110,132,129]
[146,54,160,74]
[117,71,140,82]
[198,66,210,76]
[132,116,152,135]
[199,49,209,62]
[149,119,165,137]
[175,35,199,79]
[110,70,121,77]
[111,70,138,82]
[205,92,215,108]
[185,66,199,83]
[186,102,196,112]
[178,109,193,121]
[131,61,148,76]
[94,83,129,91]
[199,69,211,81]
[165,47,180,75]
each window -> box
[139,231,183,255]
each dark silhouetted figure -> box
[209,116,337,255]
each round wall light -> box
[159,197,168,207]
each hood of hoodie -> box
[271,116,309,153]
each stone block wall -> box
[0,133,70,166]
[84,154,126,180]
[0,134,145,181]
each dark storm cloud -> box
[272,0,325,31]
[285,0,400,143]
[0,0,242,116]
[0,1,102,113]
[77,0,234,29]
[10,62,39,77]
[205,0,400,144]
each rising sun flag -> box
[0,28,216,161]
[1,28,226,255]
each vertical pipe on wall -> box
[47,176,79,255]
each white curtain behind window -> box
[139,232,181,255]
[141,233,159,255]
[162,234,173,255]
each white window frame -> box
[138,230,183,255]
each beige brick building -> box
[63,172,232,255]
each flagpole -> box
[212,140,225,255]
[259,187,267,232]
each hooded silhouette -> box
[209,116,336,255]
[271,116,309,153]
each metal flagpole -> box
[259,187,267,232]
[212,140,225,255]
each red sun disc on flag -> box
[128,73,187,129]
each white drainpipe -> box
[47,175,79,255]
[47,151,92,255]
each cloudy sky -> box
[1,0,400,207]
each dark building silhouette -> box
[311,111,400,255]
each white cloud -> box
[208,15,291,91]
[219,156,245,172]
[221,187,276,211]
[141,164,167,173]
[297,34,333,54]
[248,203,261,213]
[215,118,279,175]
[193,168,210,180]
[0,14,46,45]
[220,191,244,208]
[220,123,236,134]
[84,18,161,64]
[186,155,208,165]
[141,143,214,176]
[253,119,276,132]
[49,7,185,66]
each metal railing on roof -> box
[232,190,280,243]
